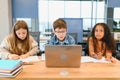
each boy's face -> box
[54,28,67,41]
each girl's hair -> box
[8,20,30,55]
[53,18,67,30]
[91,23,116,53]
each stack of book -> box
[0,60,23,77]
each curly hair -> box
[91,23,116,53]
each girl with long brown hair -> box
[0,20,39,60]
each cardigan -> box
[0,35,40,59]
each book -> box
[0,60,22,73]
[0,65,23,77]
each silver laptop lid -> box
[45,45,82,68]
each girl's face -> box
[16,28,27,40]
[94,25,104,40]
[54,28,67,41]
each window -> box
[114,8,120,28]
[38,0,106,38]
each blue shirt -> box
[47,34,75,45]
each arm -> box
[0,36,20,59]
[27,36,40,56]
[20,36,40,59]
[47,36,55,45]
[69,36,75,45]
[0,36,12,59]
[88,37,102,59]
[47,39,54,45]
[66,34,75,45]
[70,39,75,45]
[105,50,119,63]
[88,37,96,56]
[105,50,112,61]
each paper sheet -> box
[20,56,40,62]
[41,54,45,61]
[41,54,110,63]
[81,56,110,63]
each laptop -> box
[45,45,82,68]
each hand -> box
[8,54,20,60]
[91,52,102,59]
[105,57,111,62]
[106,57,119,63]
[110,57,116,63]
[96,52,103,59]
[20,53,30,59]
[91,53,98,59]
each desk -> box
[2,57,120,80]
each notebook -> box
[0,66,23,77]
[0,60,22,73]
[0,60,22,77]
[45,45,82,67]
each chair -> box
[67,33,78,44]
[79,36,90,56]
[83,43,89,56]
[30,32,40,46]
[30,32,43,56]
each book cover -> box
[0,60,22,71]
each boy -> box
[47,18,75,45]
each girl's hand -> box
[96,52,103,59]
[8,54,20,60]
[91,52,103,59]
[91,53,98,59]
[105,57,111,62]
[105,57,117,63]
[110,57,120,63]
[20,53,30,59]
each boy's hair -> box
[53,18,67,30]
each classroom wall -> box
[62,18,83,43]
[0,0,12,43]
[12,0,38,18]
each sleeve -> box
[47,39,53,45]
[0,36,11,59]
[67,34,75,45]
[47,36,55,45]
[88,37,95,56]
[70,36,75,45]
[27,36,40,56]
